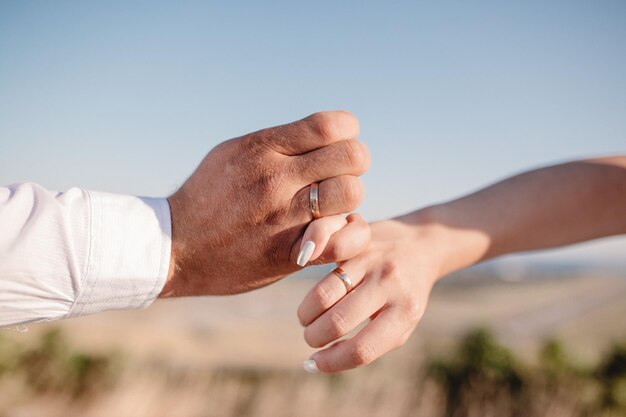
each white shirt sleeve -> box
[0,182,171,327]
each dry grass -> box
[1,327,625,417]
[1,273,625,417]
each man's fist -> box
[160,111,371,297]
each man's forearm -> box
[401,157,626,277]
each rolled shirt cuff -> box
[68,191,172,318]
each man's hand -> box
[160,111,371,297]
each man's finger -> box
[307,307,413,374]
[290,175,365,222]
[263,111,360,156]
[290,140,371,187]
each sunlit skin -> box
[159,111,371,297]
[299,156,626,373]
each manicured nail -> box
[296,241,316,267]
[303,358,320,374]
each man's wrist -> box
[160,196,181,298]
[160,245,179,298]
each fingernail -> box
[303,358,320,374]
[296,241,316,267]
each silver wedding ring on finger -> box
[309,182,321,219]
[332,267,353,293]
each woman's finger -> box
[304,306,413,374]
[310,213,370,265]
[297,257,367,327]
[296,215,347,267]
[303,278,387,348]
[291,213,370,267]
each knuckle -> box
[315,282,337,309]
[322,241,344,263]
[397,301,424,324]
[308,112,338,141]
[333,110,360,138]
[328,310,349,337]
[379,267,423,323]
[343,140,369,172]
[253,166,284,195]
[350,342,376,366]
[240,130,273,157]
[379,261,401,284]
[337,110,359,131]
[341,177,364,209]
[304,327,322,348]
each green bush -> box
[427,328,626,417]
[428,328,525,416]
[0,329,118,397]
[0,334,22,375]
[597,343,626,410]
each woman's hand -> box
[297,216,446,374]
[297,156,626,374]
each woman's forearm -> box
[401,156,626,277]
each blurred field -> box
[1,268,626,417]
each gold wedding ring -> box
[332,267,353,292]
[309,182,321,219]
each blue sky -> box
[1,1,625,264]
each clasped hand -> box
[161,110,371,296]
[162,110,432,375]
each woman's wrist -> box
[395,203,494,281]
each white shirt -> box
[0,182,171,327]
